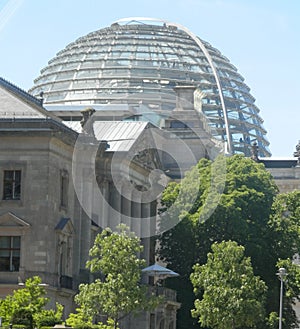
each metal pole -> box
[279,276,283,329]
[277,267,287,329]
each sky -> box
[0,0,299,157]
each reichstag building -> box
[0,18,299,329]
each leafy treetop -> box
[190,240,267,329]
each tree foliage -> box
[158,155,300,328]
[275,258,300,328]
[66,307,95,329]
[266,191,300,328]
[34,303,64,328]
[69,225,160,329]
[269,191,300,261]
[66,307,117,329]
[190,241,267,329]
[0,276,62,329]
[159,155,278,273]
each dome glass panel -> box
[29,18,270,156]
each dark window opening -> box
[0,236,20,271]
[170,121,188,128]
[3,170,21,200]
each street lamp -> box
[277,267,287,329]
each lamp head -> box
[277,267,287,280]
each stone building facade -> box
[1,74,299,328]
[0,78,182,328]
[261,157,300,193]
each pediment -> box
[0,87,47,119]
[0,212,30,227]
[0,79,60,122]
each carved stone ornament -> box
[251,141,259,162]
[294,140,300,166]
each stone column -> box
[121,185,132,229]
[96,175,110,229]
[109,182,122,231]
[101,178,110,229]
[141,202,151,265]
[80,168,93,268]
[131,195,142,239]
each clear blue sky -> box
[0,0,299,157]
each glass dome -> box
[29,18,270,156]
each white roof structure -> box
[64,120,149,152]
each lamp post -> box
[277,267,287,329]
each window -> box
[3,170,21,200]
[55,218,74,288]
[170,121,188,128]
[0,236,20,271]
[60,170,68,208]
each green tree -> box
[268,191,300,262]
[265,258,300,329]
[190,241,267,329]
[158,155,300,328]
[66,307,95,329]
[66,307,117,329]
[265,191,300,328]
[0,276,62,329]
[34,303,64,328]
[158,155,279,328]
[279,259,300,329]
[69,225,160,329]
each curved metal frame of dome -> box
[115,17,232,153]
